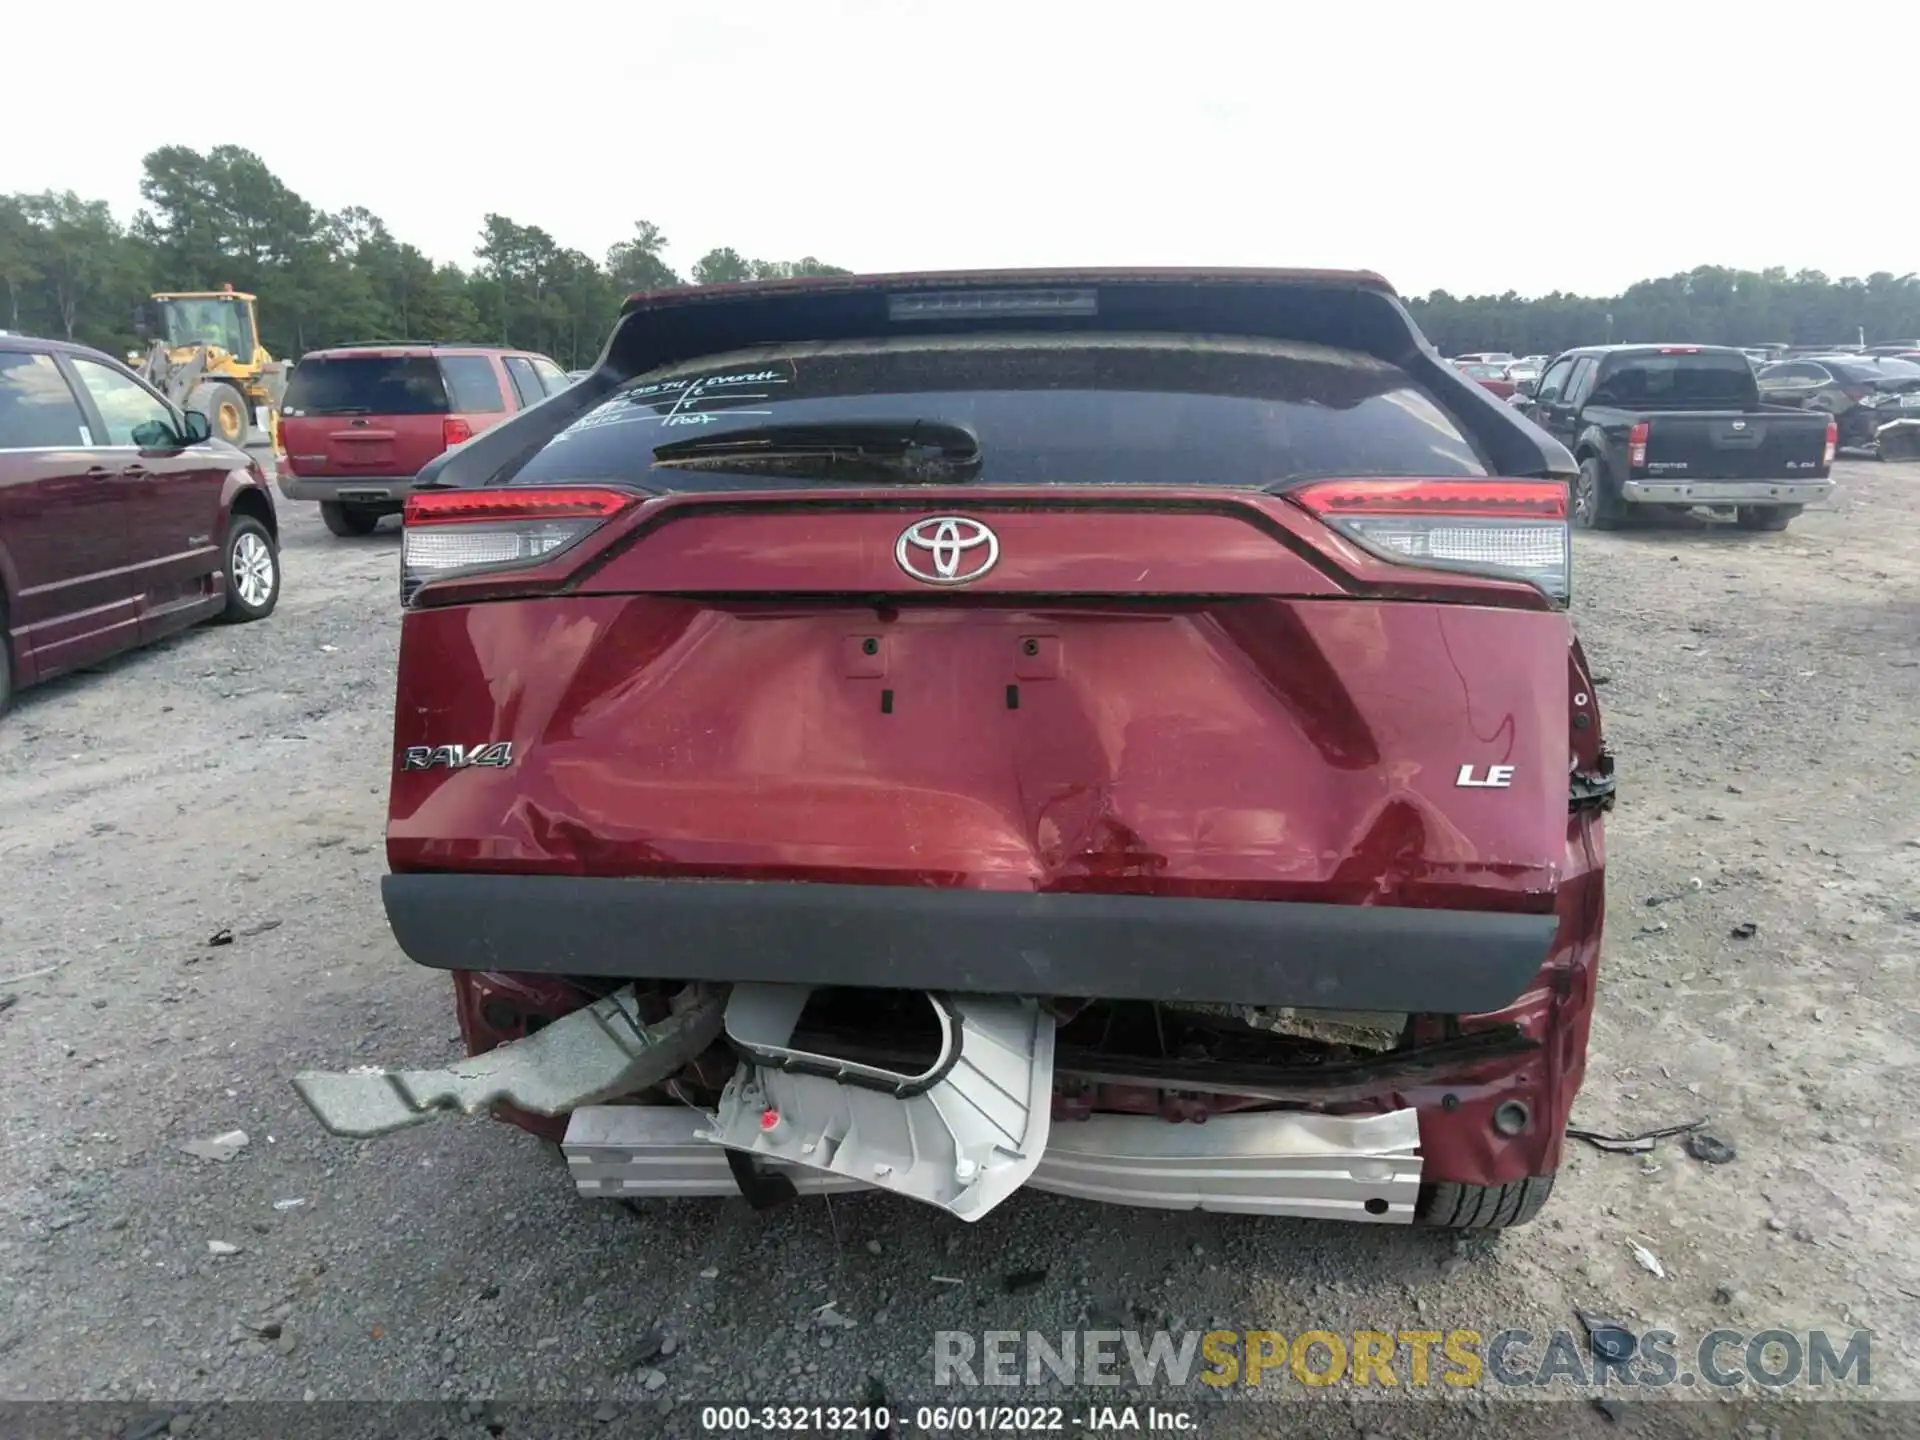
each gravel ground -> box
[1,463,1916,1438]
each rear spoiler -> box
[415,268,1577,492]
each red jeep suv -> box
[1,335,280,715]
[296,271,1614,1232]
[279,343,573,536]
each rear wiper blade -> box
[651,419,981,481]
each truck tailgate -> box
[1643,409,1829,480]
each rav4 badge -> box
[401,742,515,772]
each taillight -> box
[443,417,474,449]
[1290,478,1572,603]
[1823,418,1838,468]
[1627,422,1649,468]
[400,486,638,605]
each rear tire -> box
[1571,457,1621,531]
[1418,1174,1555,1229]
[188,384,249,445]
[1734,505,1796,532]
[220,516,279,622]
[320,501,382,537]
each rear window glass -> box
[0,351,90,449]
[1590,354,1756,407]
[508,335,1489,490]
[438,355,505,413]
[284,355,448,416]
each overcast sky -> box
[10,2,1916,299]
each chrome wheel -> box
[233,531,275,608]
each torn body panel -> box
[292,983,722,1138]
[706,985,1055,1221]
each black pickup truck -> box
[1515,344,1835,531]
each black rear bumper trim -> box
[382,874,1560,1014]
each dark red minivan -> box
[279,344,574,536]
[0,335,280,714]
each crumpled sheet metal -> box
[292,984,724,1138]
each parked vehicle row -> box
[0,335,279,714]
[1449,353,1547,397]
[1453,360,1517,398]
[1450,329,1920,522]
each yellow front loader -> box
[129,286,287,451]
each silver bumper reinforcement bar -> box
[562,1102,1423,1224]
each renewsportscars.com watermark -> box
[934,1327,1873,1391]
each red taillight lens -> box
[1823,418,1838,468]
[1627,422,1650,468]
[443,417,474,449]
[400,486,638,605]
[1291,478,1572,602]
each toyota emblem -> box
[895,516,1000,586]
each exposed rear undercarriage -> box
[295,976,1542,1225]
[647,982,1535,1116]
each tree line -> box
[1407,268,1920,357]
[4,147,1917,367]
[0,146,849,368]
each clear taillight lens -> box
[1291,478,1572,603]
[400,487,637,605]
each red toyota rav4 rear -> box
[296,271,1613,1230]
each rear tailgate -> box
[391,505,1573,906]
[1642,408,1832,479]
[280,353,454,478]
[387,272,1585,973]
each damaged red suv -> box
[296,270,1614,1231]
